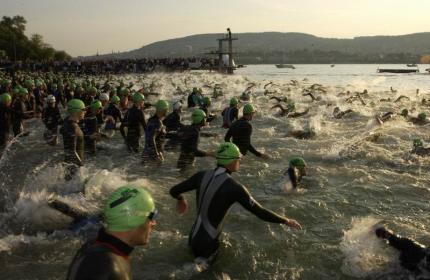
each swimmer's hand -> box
[260,153,271,160]
[285,219,302,230]
[206,151,215,157]
[90,133,101,141]
[176,199,188,214]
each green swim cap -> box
[413,139,423,148]
[289,157,306,168]
[192,87,198,93]
[418,112,427,121]
[0,93,11,104]
[13,87,20,95]
[202,96,211,106]
[216,142,241,166]
[19,88,28,96]
[132,92,144,103]
[120,88,130,96]
[243,103,255,115]
[230,97,238,106]
[191,108,207,124]
[111,95,120,104]
[103,185,155,232]
[67,99,86,113]
[400,109,409,117]
[91,100,102,110]
[155,100,169,111]
[287,102,296,111]
[2,79,11,86]
[88,86,97,94]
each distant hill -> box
[83,32,430,63]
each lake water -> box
[0,64,429,279]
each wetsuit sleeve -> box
[192,130,207,157]
[233,108,239,120]
[139,110,146,130]
[70,125,83,166]
[234,182,287,223]
[224,128,232,142]
[245,124,263,157]
[388,234,426,253]
[146,121,160,155]
[169,172,204,200]
[119,111,128,139]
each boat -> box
[275,64,295,69]
[377,68,419,74]
[407,64,418,67]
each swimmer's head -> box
[289,157,307,176]
[375,226,393,240]
[413,139,423,148]
[103,185,156,246]
[216,142,242,172]
[418,112,427,121]
[400,109,409,117]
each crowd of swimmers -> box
[0,71,428,279]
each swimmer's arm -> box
[67,129,83,166]
[169,172,203,200]
[388,235,426,253]
[224,128,232,142]
[243,125,262,157]
[139,110,146,130]
[236,184,287,224]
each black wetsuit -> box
[0,104,12,146]
[60,117,84,180]
[121,105,146,153]
[188,93,197,108]
[143,115,166,160]
[163,111,182,132]
[82,111,99,155]
[170,167,288,259]
[163,111,183,149]
[11,98,30,136]
[200,105,215,123]
[224,117,262,157]
[104,103,122,123]
[386,234,430,273]
[67,228,133,280]
[221,106,238,128]
[42,105,63,134]
[177,124,207,169]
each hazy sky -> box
[1,0,429,56]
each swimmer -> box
[225,104,270,159]
[271,104,309,118]
[375,226,429,275]
[221,97,239,129]
[60,99,86,180]
[279,157,307,191]
[67,186,157,280]
[333,107,354,119]
[42,95,63,146]
[410,139,430,156]
[176,109,214,171]
[142,100,168,163]
[169,142,301,263]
